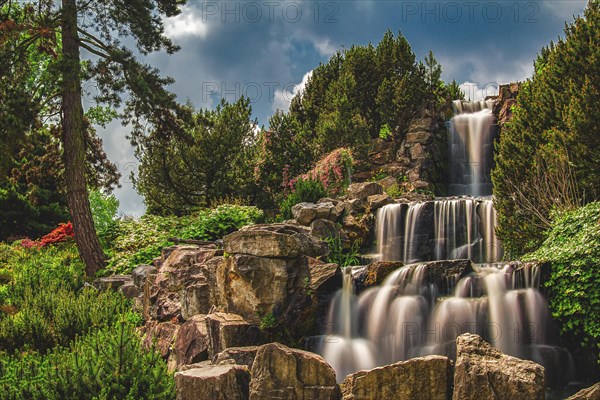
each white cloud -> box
[164,7,209,39]
[312,37,338,57]
[541,0,587,19]
[273,70,312,112]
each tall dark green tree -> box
[135,98,257,215]
[1,0,186,275]
[492,0,600,255]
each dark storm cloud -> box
[97,0,588,216]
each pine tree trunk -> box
[61,0,106,276]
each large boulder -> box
[292,202,338,226]
[175,363,250,400]
[366,193,394,212]
[143,246,221,322]
[217,254,290,321]
[223,224,328,259]
[340,355,451,400]
[567,383,600,400]
[213,346,259,369]
[249,342,340,400]
[172,315,209,368]
[132,264,157,288]
[452,333,546,400]
[141,321,179,360]
[347,182,383,200]
[310,219,348,243]
[205,313,264,358]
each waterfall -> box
[320,101,572,386]
[321,262,573,385]
[375,198,502,264]
[448,99,497,196]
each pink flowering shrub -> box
[285,148,353,195]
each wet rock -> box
[175,363,250,400]
[361,261,404,289]
[341,355,451,400]
[223,224,328,259]
[249,342,340,400]
[567,382,600,400]
[213,346,259,369]
[452,333,545,400]
[307,257,342,293]
[347,182,383,200]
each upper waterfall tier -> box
[376,197,503,264]
[448,100,498,196]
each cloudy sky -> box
[97,0,588,216]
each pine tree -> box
[492,0,600,255]
[1,1,186,275]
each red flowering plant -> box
[285,148,354,195]
[40,222,74,246]
[19,222,75,249]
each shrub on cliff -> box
[523,202,600,362]
[492,1,600,255]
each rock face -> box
[223,224,328,259]
[347,182,383,200]
[249,342,341,400]
[292,202,339,226]
[340,355,451,400]
[567,382,600,400]
[206,313,265,358]
[175,363,250,400]
[452,333,546,400]
[493,82,520,127]
[172,315,209,367]
[140,223,341,369]
[213,346,259,369]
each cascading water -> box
[321,262,574,385]
[375,197,502,264]
[448,99,497,196]
[320,100,573,388]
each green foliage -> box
[107,205,263,274]
[89,190,119,248]
[0,320,174,400]
[523,202,600,361]
[259,312,277,330]
[136,98,258,215]
[326,236,361,268]
[378,124,391,139]
[0,242,173,399]
[279,178,328,220]
[384,183,404,198]
[492,1,600,255]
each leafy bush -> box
[523,202,600,361]
[0,320,174,400]
[286,148,353,196]
[326,236,361,268]
[279,178,328,220]
[89,189,119,247]
[107,205,263,274]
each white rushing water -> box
[321,263,572,384]
[321,101,573,386]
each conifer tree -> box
[1,0,186,275]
